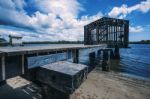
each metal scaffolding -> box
[84,17,129,48]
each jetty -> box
[0,17,129,99]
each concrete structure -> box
[0,44,106,81]
[0,44,106,99]
[37,61,88,98]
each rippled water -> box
[115,44,150,79]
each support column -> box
[113,26,115,45]
[2,56,5,80]
[102,50,109,71]
[114,45,120,59]
[0,55,6,86]
[124,21,129,48]
[89,52,96,71]
[116,26,118,44]
[106,25,108,44]
[72,49,79,63]
[97,50,101,58]
[22,54,25,74]
[110,49,115,59]
[96,27,99,44]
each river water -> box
[117,44,150,80]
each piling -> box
[102,50,109,71]
[73,49,79,63]
[89,52,96,71]
[114,45,120,59]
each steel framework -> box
[84,17,129,48]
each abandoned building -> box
[84,17,129,48]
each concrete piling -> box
[102,50,109,71]
[114,45,120,59]
[89,52,96,71]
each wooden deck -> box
[0,44,106,56]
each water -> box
[115,44,150,80]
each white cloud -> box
[35,0,84,19]
[108,0,150,18]
[130,26,143,33]
[0,0,103,41]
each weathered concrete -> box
[36,61,88,94]
[0,44,106,56]
[36,61,88,99]
[0,44,106,82]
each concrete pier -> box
[0,44,106,99]
[36,61,88,99]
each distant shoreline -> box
[129,43,150,44]
[23,41,83,44]
[23,40,150,44]
[1,40,150,45]
[129,40,150,44]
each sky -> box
[0,0,150,42]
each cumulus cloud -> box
[0,0,103,41]
[129,26,143,33]
[35,0,84,19]
[108,0,150,18]
[2,0,147,41]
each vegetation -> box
[130,40,150,44]
[24,40,150,45]
[23,40,84,44]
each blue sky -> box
[0,0,150,41]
